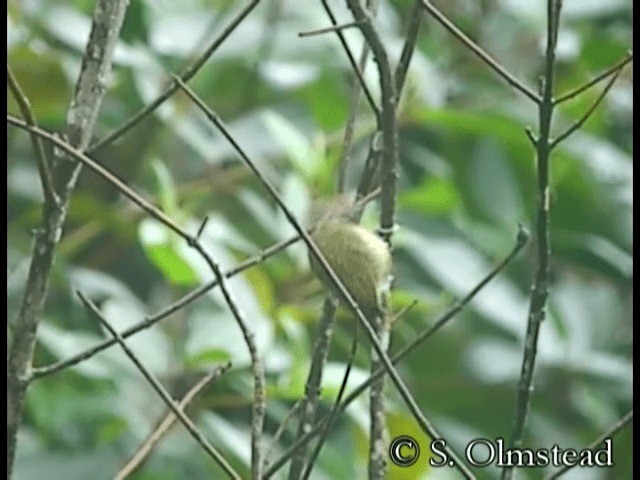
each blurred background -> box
[7,0,632,478]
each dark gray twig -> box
[6,115,265,479]
[395,0,423,99]
[299,21,364,38]
[543,410,633,480]
[6,2,128,476]
[502,2,561,479]
[287,297,337,479]
[420,0,540,103]
[320,0,380,119]
[301,328,359,480]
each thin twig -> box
[265,226,529,478]
[115,362,232,479]
[525,126,538,147]
[337,41,370,194]
[301,327,359,480]
[287,297,338,479]
[299,21,364,38]
[543,410,633,480]
[7,116,189,240]
[78,293,240,480]
[395,0,423,99]
[554,51,633,105]
[88,0,261,152]
[389,299,419,327]
[186,233,267,480]
[6,65,57,204]
[320,0,380,119]
[263,400,303,469]
[29,231,298,379]
[550,66,625,150]
[502,2,561,479]
[420,0,541,104]
[170,75,475,479]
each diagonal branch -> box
[320,0,380,119]
[88,0,261,152]
[28,188,380,380]
[79,293,240,480]
[115,362,232,480]
[395,0,424,99]
[420,0,541,103]
[7,115,266,479]
[7,65,57,204]
[550,65,626,150]
[554,51,633,105]
[543,410,633,480]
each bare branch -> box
[263,400,303,469]
[115,363,232,479]
[301,330,359,479]
[502,1,562,478]
[550,66,626,150]
[298,21,364,38]
[6,65,57,204]
[7,115,266,478]
[395,0,423,98]
[554,53,632,105]
[338,42,371,194]
[88,0,261,152]
[78,293,240,480]
[320,0,380,119]
[287,297,338,479]
[543,410,633,480]
[420,0,541,103]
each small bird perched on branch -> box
[306,195,392,322]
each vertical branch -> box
[6,1,129,477]
[368,310,390,480]
[502,2,561,479]
[395,0,423,99]
[345,0,399,243]
[345,2,398,479]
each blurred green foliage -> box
[7,0,631,479]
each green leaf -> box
[138,219,198,286]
